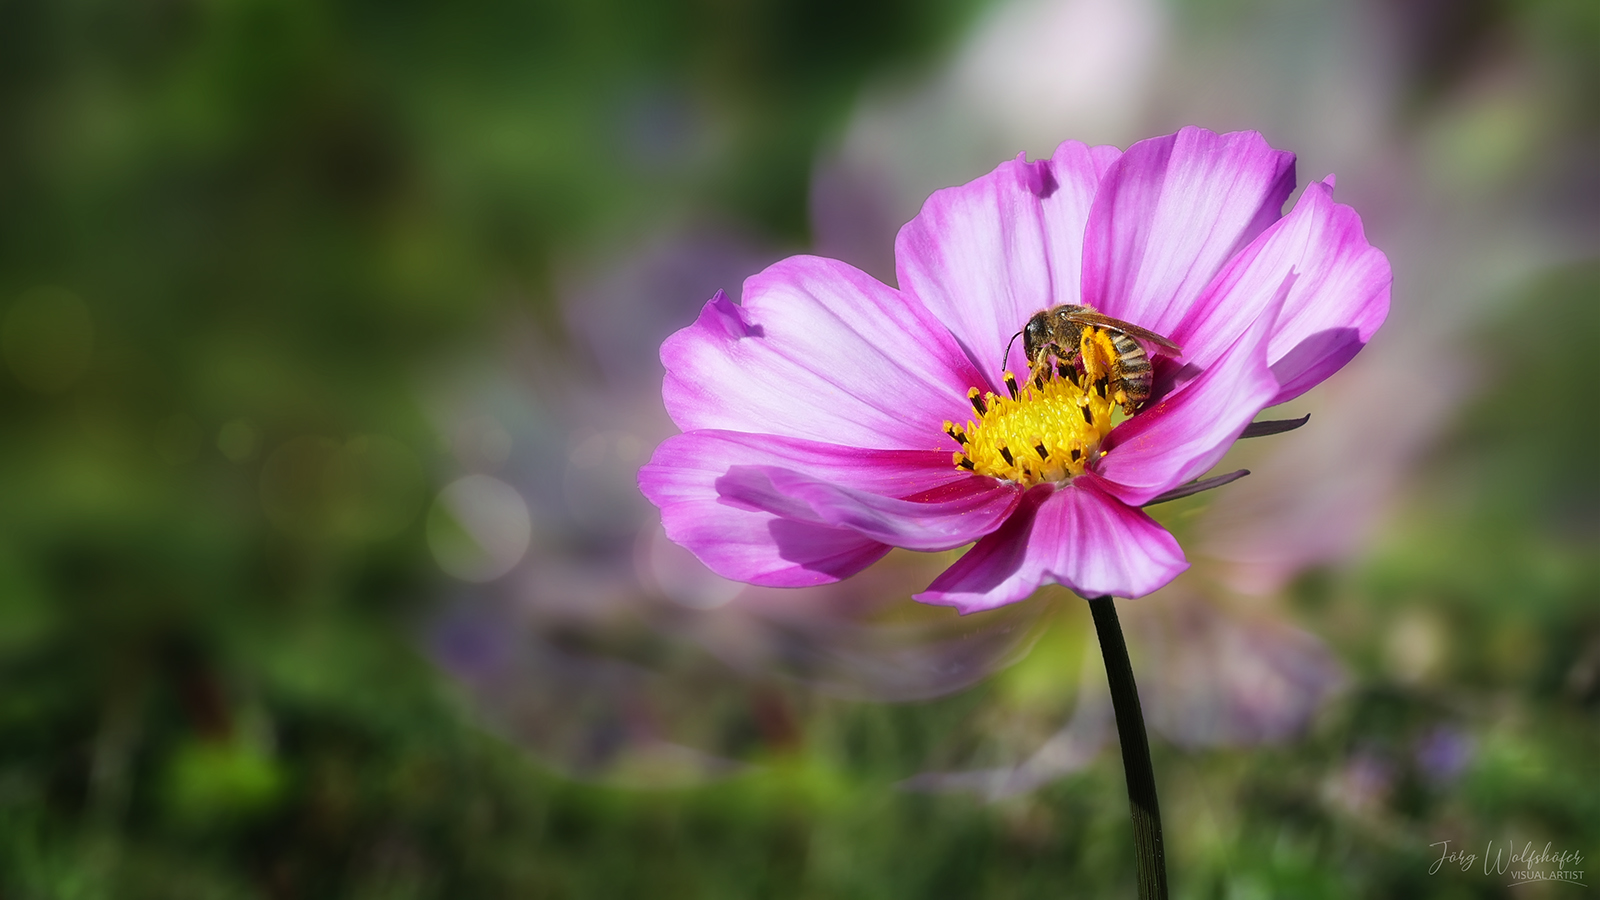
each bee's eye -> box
[1025,320,1045,340]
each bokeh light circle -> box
[427,475,532,582]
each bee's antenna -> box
[1002,329,1024,371]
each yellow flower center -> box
[944,327,1121,485]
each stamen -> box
[1057,361,1073,381]
[999,445,1014,465]
[968,387,987,416]
[1003,371,1020,399]
[954,452,976,471]
[1033,440,1049,460]
[1080,404,1093,425]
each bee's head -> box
[1022,311,1051,358]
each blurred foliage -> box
[1378,0,1600,122]
[1257,260,1600,898]
[0,0,989,895]
[1,0,1598,897]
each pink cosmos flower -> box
[639,126,1390,613]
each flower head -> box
[639,127,1389,612]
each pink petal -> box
[1082,127,1297,341]
[645,429,978,495]
[639,430,993,586]
[1173,177,1391,401]
[661,257,986,449]
[915,478,1188,613]
[1094,282,1283,506]
[895,140,1123,384]
[716,464,1019,552]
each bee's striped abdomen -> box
[1110,331,1153,411]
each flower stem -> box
[1087,595,1168,900]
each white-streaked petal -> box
[1082,127,1296,341]
[896,140,1122,384]
[1174,177,1391,401]
[661,257,985,449]
[640,430,999,586]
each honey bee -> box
[1012,304,1182,414]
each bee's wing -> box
[1064,310,1183,354]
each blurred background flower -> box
[0,0,1595,896]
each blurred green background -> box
[1,0,1597,897]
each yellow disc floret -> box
[945,365,1117,485]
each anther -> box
[1095,378,1108,398]
[1057,361,1073,381]
[999,445,1014,465]
[1080,404,1094,425]
[1070,448,1081,462]
[968,387,987,416]
[1003,371,1020,399]
[1033,440,1049,460]
[943,420,969,445]
[954,453,976,471]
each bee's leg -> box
[1058,347,1084,386]
[1029,350,1050,387]
[1115,387,1139,415]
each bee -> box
[1011,304,1182,414]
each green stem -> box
[1087,595,1168,900]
